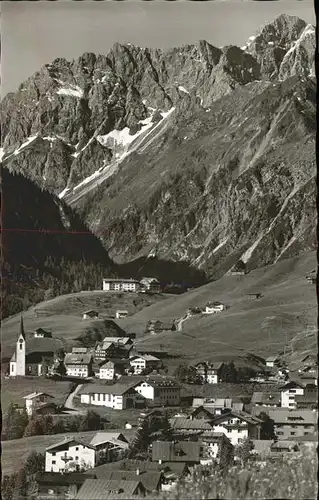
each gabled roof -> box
[251,392,281,405]
[139,375,180,389]
[266,409,318,425]
[87,468,162,492]
[103,337,132,345]
[75,479,143,500]
[152,441,200,463]
[211,410,263,426]
[271,441,299,451]
[46,437,95,452]
[79,381,140,396]
[90,432,128,447]
[83,310,99,315]
[266,356,279,362]
[278,381,305,390]
[64,353,92,365]
[191,406,215,419]
[169,418,214,431]
[130,354,160,362]
[23,392,54,400]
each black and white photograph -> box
[0,1,317,499]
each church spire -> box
[19,315,26,340]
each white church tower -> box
[12,315,26,376]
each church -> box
[9,316,63,377]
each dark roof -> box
[19,315,26,340]
[169,418,214,431]
[64,353,92,365]
[141,375,180,389]
[191,406,215,419]
[88,468,162,492]
[211,410,263,426]
[266,409,318,425]
[75,479,144,500]
[79,381,140,396]
[46,437,95,452]
[251,392,281,405]
[100,459,188,477]
[36,472,93,486]
[152,441,200,462]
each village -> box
[2,275,318,500]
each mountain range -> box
[0,14,316,304]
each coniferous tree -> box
[12,468,27,500]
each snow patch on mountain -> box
[56,86,83,98]
[178,86,189,94]
[96,115,154,150]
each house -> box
[86,467,163,493]
[145,320,176,334]
[23,392,55,416]
[299,372,318,387]
[192,397,244,414]
[9,316,62,377]
[99,360,128,380]
[134,375,181,406]
[265,355,280,368]
[94,341,118,362]
[279,381,305,408]
[129,355,162,375]
[45,438,96,473]
[270,441,300,453]
[250,392,281,408]
[190,406,215,421]
[102,278,140,293]
[64,353,93,378]
[265,408,318,439]
[35,472,93,499]
[89,432,129,461]
[229,261,247,276]
[300,354,318,368]
[116,310,129,319]
[152,441,201,466]
[140,277,161,293]
[295,385,318,410]
[203,302,225,314]
[246,293,263,300]
[75,478,146,499]
[169,417,215,436]
[34,328,52,338]
[33,401,59,416]
[78,382,146,410]
[194,361,224,384]
[82,310,99,320]
[72,347,89,354]
[210,410,262,445]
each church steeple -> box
[19,315,26,340]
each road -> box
[64,383,86,414]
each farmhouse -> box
[210,410,262,445]
[85,466,163,493]
[203,302,225,314]
[23,392,55,416]
[116,310,129,319]
[94,341,118,362]
[99,360,128,380]
[251,392,281,408]
[33,328,52,338]
[145,320,176,334]
[45,438,96,473]
[82,310,99,320]
[64,353,93,378]
[152,441,201,466]
[194,361,224,384]
[129,355,162,375]
[79,382,145,410]
[295,385,318,410]
[192,398,244,413]
[265,355,280,368]
[140,277,161,293]
[266,408,318,439]
[9,317,62,377]
[102,278,140,292]
[35,472,92,499]
[134,375,181,406]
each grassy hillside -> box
[1,291,169,359]
[117,252,317,364]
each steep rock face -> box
[0,14,316,278]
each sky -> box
[1,0,316,97]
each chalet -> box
[265,355,280,368]
[64,353,93,378]
[94,341,118,362]
[169,417,215,435]
[23,392,55,416]
[295,385,318,410]
[266,408,318,439]
[299,372,318,387]
[134,375,181,406]
[85,466,163,493]
[34,328,52,338]
[279,381,305,408]
[89,432,129,461]
[45,438,96,473]
[82,310,99,320]
[250,392,281,408]
[190,406,215,421]
[75,478,146,499]
[102,278,140,293]
[115,310,129,319]
[194,361,224,384]
[35,472,93,500]
[140,277,161,293]
[210,410,262,445]
[78,382,146,410]
[203,302,225,314]
[99,360,128,380]
[129,355,162,375]
[152,441,201,466]
[9,317,62,377]
[192,397,244,414]
[229,261,247,276]
[146,320,176,334]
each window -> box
[75,447,79,451]
[288,396,295,400]
[75,456,79,460]
[277,431,284,435]
[289,390,296,394]
[52,460,56,465]
[52,452,56,456]
[290,432,296,435]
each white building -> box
[45,438,96,473]
[140,277,161,293]
[211,411,262,446]
[23,392,55,416]
[33,328,52,338]
[280,381,305,408]
[79,382,145,410]
[102,278,140,292]
[129,355,161,375]
[82,310,99,320]
[134,375,181,406]
[115,310,129,319]
[99,360,127,380]
[64,353,92,378]
[203,302,225,314]
[266,356,280,368]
